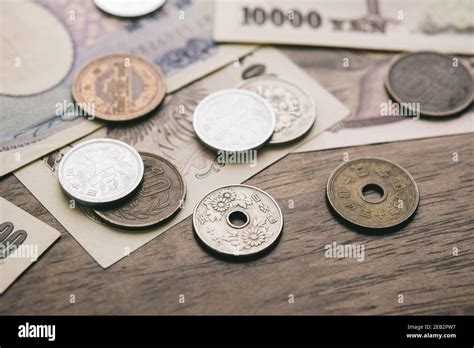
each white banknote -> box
[214,0,474,54]
[0,197,61,294]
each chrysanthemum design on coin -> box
[192,89,276,152]
[72,54,166,121]
[193,185,283,257]
[327,158,419,229]
[58,139,144,205]
[239,76,316,144]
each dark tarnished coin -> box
[193,184,283,257]
[239,76,316,145]
[93,153,185,228]
[385,52,473,117]
[327,158,419,229]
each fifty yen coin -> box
[72,54,166,121]
[93,0,166,17]
[327,157,419,229]
[58,139,144,205]
[93,153,186,228]
[193,184,283,257]
[385,52,473,117]
[193,89,276,152]
[239,76,316,145]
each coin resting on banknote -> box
[193,89,276,152]
[326,158,419,229]
[58,139,144,206]
[238,76,317,145]
[93,0,166,17]
[385,52,473,117]
[72,54,167,122]
[93,153,186,229]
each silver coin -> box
[58,139,144,205]
[239,76,316,145]
[93,0,166,18]
[193,89,276,152]
[193,184,283,257]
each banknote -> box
[0,197,61,294]
[214,0,474,54]
[277,48,474,153]
[0,0,254,176]
[15,48,350,268]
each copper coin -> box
[385,52,473,117]
[327,158,419,229]
[72,54,166,121]
[93,153,185,228]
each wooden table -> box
[0,133,472,315]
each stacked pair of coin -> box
[385,51,473,117]
[58,138,185,229]
[193,76,317,153]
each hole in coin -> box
[227,210,249,229]
[361,183,385,204]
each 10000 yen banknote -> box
[15,48,350,268]
[214,0,474,54]
[0,0,254,176]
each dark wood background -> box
[0,133,472,315]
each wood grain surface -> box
[0,133,472,315]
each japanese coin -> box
[93,153,186,228]
[193,184,283,257]
[326,158,419,229]
[193,89,276,152]
[72,54,166,121]
[239,76,316,145]
[58,139,144,205]
[93,0,166,17]
[385,52,473,116]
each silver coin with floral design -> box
[193,184,283,257]
[239,76,316,145]
[58,138,144,205]
[193,89,276,152]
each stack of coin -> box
[192,76,317,153]
[58,138,185,229]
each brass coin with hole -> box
[193,184,283,257]
[327,158,419,229]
